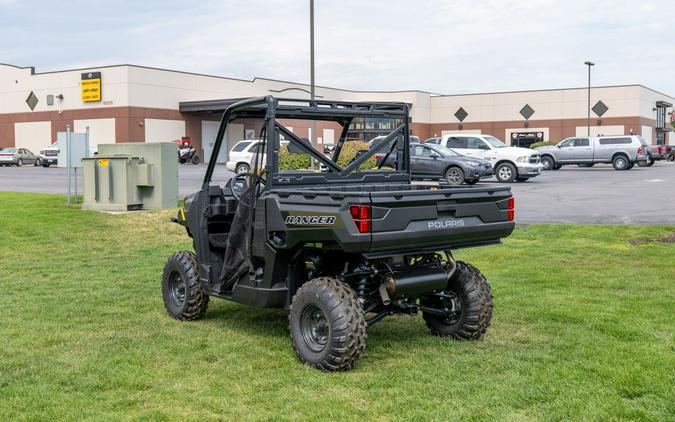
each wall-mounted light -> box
[596,119,602,126]
[56,94,64,100]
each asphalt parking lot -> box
[0,162,673,224]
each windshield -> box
[440,146,460,157]
[483,136,506,148]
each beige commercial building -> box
[1,63,673,162]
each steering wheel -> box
[230,172,266,202]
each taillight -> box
[637,147,643,155]
[507,197,515,221]
[349,204,371,233]
[658,146,663,154]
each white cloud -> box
[1,0,673,95]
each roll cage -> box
[202,96,412,190]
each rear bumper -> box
[516,163,544,177]
[0,157,17,164]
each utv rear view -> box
[162,96,515,371]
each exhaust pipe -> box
[381,267,450,299]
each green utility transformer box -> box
[82,142,178,211]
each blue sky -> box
[1,0,672,95]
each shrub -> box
[337,140,376,170]
[278,145,311,171]
[530,141,557,149]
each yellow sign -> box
[81,72,102,102]
[98,159,109,167]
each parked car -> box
[536,135,648,171]
[643,144,673,166]
[0,147,40,166]
[377,143,492,185]
[225,140,263,174]
[39,147,59,167]
[438,134,543,182]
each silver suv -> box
[536,135,648,171]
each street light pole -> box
[584,61,594,136]
[310,0,315,103]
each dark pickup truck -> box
[162,97,515,371]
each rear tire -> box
[162,251,209,321]
[445,166,465,185]
[612,155,629,170]
[646,157,655,167]
[16,159,23,167]
[422,261,493,340]
[191,155,200,165]
[289,277,366,371]
[495,162,517,183]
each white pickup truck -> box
[438,134,544,182]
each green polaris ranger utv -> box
[162,96,515,371]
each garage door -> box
[74,118,116,148]
[145,119,185,143]
[202,121,243,163]
[14,121,52,153]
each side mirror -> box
[556,144,561,148]
[480,144,490,150]
[430,152,440,159]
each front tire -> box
[422,261,493,340]
[445,166,465,185]
[162,251,209,321]
[34,158,41,166]
[235,163,250,175]
[495,162,517,183]
[289,277,366,371]
[541,156,554,170]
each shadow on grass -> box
[201,298,432,348]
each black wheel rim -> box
[446,168,463,185]
[168,271,186,307]
[300,304,329,353]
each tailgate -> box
[367,185,514,256]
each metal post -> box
[584,61,594,136]
[310,0,315,103]
[85,126,90,157]
[66,125,71,205]
[309,0,317,168]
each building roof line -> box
[1,63,673,100]
[431,84,675,100]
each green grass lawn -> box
[1,193,673,421]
